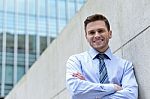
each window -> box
[29,0,35,15]
[48,0,56,18]
[29,35,36,67]
[39,0,46,16]
[40,36,47,55]
[17,34,25,81]
[6,33,14,52]
[7,0,14,12]
[6,13,14,33]
[18,0,25,14]
[58,0,66,19]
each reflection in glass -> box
[0,0,3,11]
[18,0,25,14]
[18,15,25,34]
[48,0,56,17]
[6,13,14,33]
[0,12,3,30]
[0,32,2,52]
[39,17,46,36]
[58,0,66,19]
[17,34,25,81]
[39,0,46,16]
[29,35,36,67]
[0,32,2,92]
[7,0,14,12]
[5,64,13,96]
[28,16,36,34]
[49,18,57,37]
[6,33,14,52]
[29,0,35,15]
[58,19,66,33]
[40,36,47,55]
[5,33,14,95]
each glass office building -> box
[0,0,85,97]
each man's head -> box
[84,14,112,52]
[84,14,110,32]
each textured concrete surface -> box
[5,0,150,99]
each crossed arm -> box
[72,72,123,91]
[66,56,138,99]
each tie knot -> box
[97,53,105,60]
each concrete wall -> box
[5,0,150,99]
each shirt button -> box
[95,96,100,99]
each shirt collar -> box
[88,47,112,60]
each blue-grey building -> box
[0,0,85,98]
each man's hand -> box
[114,84,123,91]
[72,72,85,80]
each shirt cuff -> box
[102,84,116,93]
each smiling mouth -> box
[94,39,104,43]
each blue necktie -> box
[98,54,109,83]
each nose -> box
[94,31,100,38]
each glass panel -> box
[29,0,35,15]
[18,34,25,53]
[17,34,25,81]
[39,17,46,36]
[0,33,2,86]
[49,18,57,37]
[18,0,25,14]
[5,33,14,95]
[28,16,36,34]
[0,12,3,30]
[29,35,36,67]
[4,83,13,95]
[58,0,66,19]
[0,33,2,52]
[6,33,14,52]
[48,0,56,17]
[5,64,13,85]
[0,63,2,85]
[29,54,36,67]
[39,0,46,16]
[40,36,47,55]
[29,35,36,54]
[5,64,13,96]
[0,0,3,11]
[7,0,14,12]
[6,13,14,33]
[17,65,25,81]
[18,15,25,34]
[50,36,55,43]
[58,19,66,33]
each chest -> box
[80,59,124,84]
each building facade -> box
[0,0,85,98]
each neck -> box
[97,46,109,53]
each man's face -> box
[85,20,112,52]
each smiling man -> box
[66,14,138,99]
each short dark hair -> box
[84,14,110,32]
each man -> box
[66,14,138,99]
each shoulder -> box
[112,55,133,68]
[68,51,89,61]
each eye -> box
[88,31,95,35]
[97,29,104,33]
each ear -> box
[109,30,112,39]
